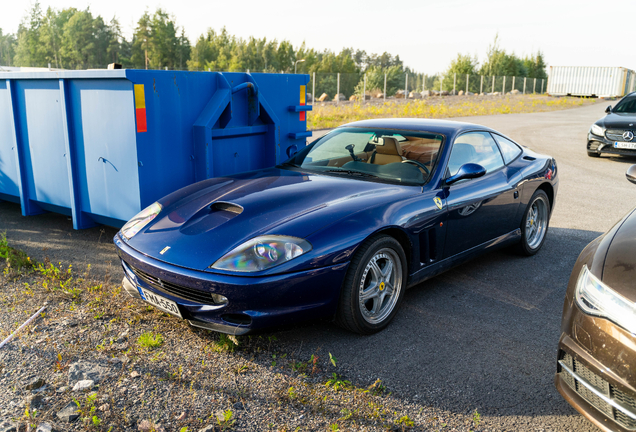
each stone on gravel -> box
[27,394,45,409]
[24,377,45,390]
[56,401,80,422]
[233,402,244,410]
[35,423,56,432]
[138,420,164,432]
[72,379,94,391]
[198,426,215,432]
[68,360,112,385]
[114,329,129,343]
[0,421,17,432]
[56,386,68,393]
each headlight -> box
[120,202,162,240]
[211,235,312,272]
[575,265,636,334]
[590,124,605,137]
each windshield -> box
[613,97,636,113]
[284,127,444,184]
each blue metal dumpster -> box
[0,70,312,229]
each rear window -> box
[492,134,522,164]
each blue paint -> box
[0,70,310,228]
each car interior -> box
[299,130,443,184]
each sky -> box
[2,0,635,75]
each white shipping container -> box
[547,66,636,98]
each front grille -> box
[129,264,214,304]
[558,351,636,430]
[606,129,635,141]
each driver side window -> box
[447,132,504,177]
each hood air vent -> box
[212,202,244,214]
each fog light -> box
[211,293,228,305]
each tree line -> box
[0,4,547,98]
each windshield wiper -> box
[324,169,379,178]
[279,161,300,168]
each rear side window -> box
[448,132,504,176]
[492,134,522,164]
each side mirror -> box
[627,165,636,185]
[445,163,486,186]
[606,105,612,114]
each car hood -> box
[601,207,636,301]
[125,167,413,270]
[599,112,636,129]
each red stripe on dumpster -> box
[136,108,147,133]
[300,111,305,121]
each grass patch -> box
[137,331,164,350]
[307,94,596,130]
[0,232,35,278]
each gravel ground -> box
[0,262,482,431]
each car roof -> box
[340,118,494,136]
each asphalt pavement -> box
[2,100,635,431]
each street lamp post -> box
[294,59,305,74]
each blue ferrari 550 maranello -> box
[114,118,558,335]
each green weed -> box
[137,332,164,350]
[325,373,351,392]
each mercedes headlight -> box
[590,124,605,137]
[120,202,162,240]
[575,265,636,334]
[211,236,312,272]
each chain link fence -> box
[305,72,547,104]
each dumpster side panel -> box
[0,81,20,202]
[15,80,71,213]
[126,71,215,210]
[0,70,312,229]
[68,79,141,225]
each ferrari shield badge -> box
[159,246,171,255]
[434,197,443,210]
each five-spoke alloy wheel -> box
[337,235,407,334]
[517,189,551,256]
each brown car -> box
[555,165,636,431]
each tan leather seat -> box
[371,137,404,165]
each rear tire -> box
[516,189,550,256]
[336,235,407,334]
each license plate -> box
[614,141,636,149]
[138,286,183,319]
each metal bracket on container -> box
[288,131,312,139]
[287,105,313,113]
[193,73,281,181]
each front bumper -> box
[555,294,636,431]
[588,133,636,157]
[114,234,349,334]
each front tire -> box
[516,189,550,256]
[587,151,601,158]
[336,235,407,334]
